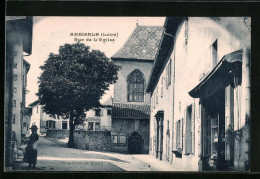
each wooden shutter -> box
[192,104,195,155]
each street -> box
[15,137,154,171]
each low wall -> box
[46,129,69,138]
[74,130,111,151]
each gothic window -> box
[127,69,145,102]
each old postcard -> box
[5,16,251,172]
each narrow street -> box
[15,137,154,171]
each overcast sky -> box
[24,16,166,106]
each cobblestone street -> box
[14,137,155,171]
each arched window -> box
[127,69,145,102]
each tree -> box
[37,43,120,147]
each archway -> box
[128,131,143,154]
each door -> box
[128,132,143,154]
[201,88,226,171]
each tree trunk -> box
[68,112,75,148]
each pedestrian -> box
[23,125,39,168]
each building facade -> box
[5,16,33,168]
[29,100,70,134]
[147,17,250,171]
[110,24,164,154]
[77,97,113,131]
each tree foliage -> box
[37,43,120,146]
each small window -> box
[95,122,100,131]
[119,135,126,144]
[37,105,39,113]
[62,121,68,129]
[12,114,16,124]
[112,135,118,144]
[95,109,101,116]
[23,122,27,127]
[13,100,16,107]
[14,74,18,81]
[14,63,17,68]
[167,60,172,86]
[107,109,112,115]
[13,87,17,93]
[88,122,94,130]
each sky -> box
[24,16,166,106]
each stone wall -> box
[74,130,111,151]
[46,129,69,138]
[111,118,150,154]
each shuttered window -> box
[176,119,183,149]
[166,59,172,86]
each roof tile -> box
[112,25,164,60]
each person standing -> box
[23,125,39,168]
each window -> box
[12,114,16,124]
[119,135,126,144]
[167,59,172,86]
[95,122,100,131]
[95,109,101,116]
[88,122,94,130]
[185,105,192,154]
[112,135,118,144]
[23,122,27,127]
[62,121,68,129]
[37,105,39,113]
[14,74,18,81]
[127,69,145,102]
[13,87,17,93]
[112,135,126,145]
[46,120,55,129]
[176,119,183,150]
[107,109,112,115]
[14,63,17,68]
[13,100,16,107]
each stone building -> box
[110,24,164,154]
[5,16,33,168]
[146,17,250,171]
[28,100,70,134]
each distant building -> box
[110,24,164,154]
[147,17,250,171]
[5,16,33,168]
[77,97,113,131]
[28,100,70,134]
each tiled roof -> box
[112,102,150,120]
[111,25,164,60]
[28,100,39,107]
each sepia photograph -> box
[5,16,251,172]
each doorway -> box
[201,88,226,171]
[128,131,143,154]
